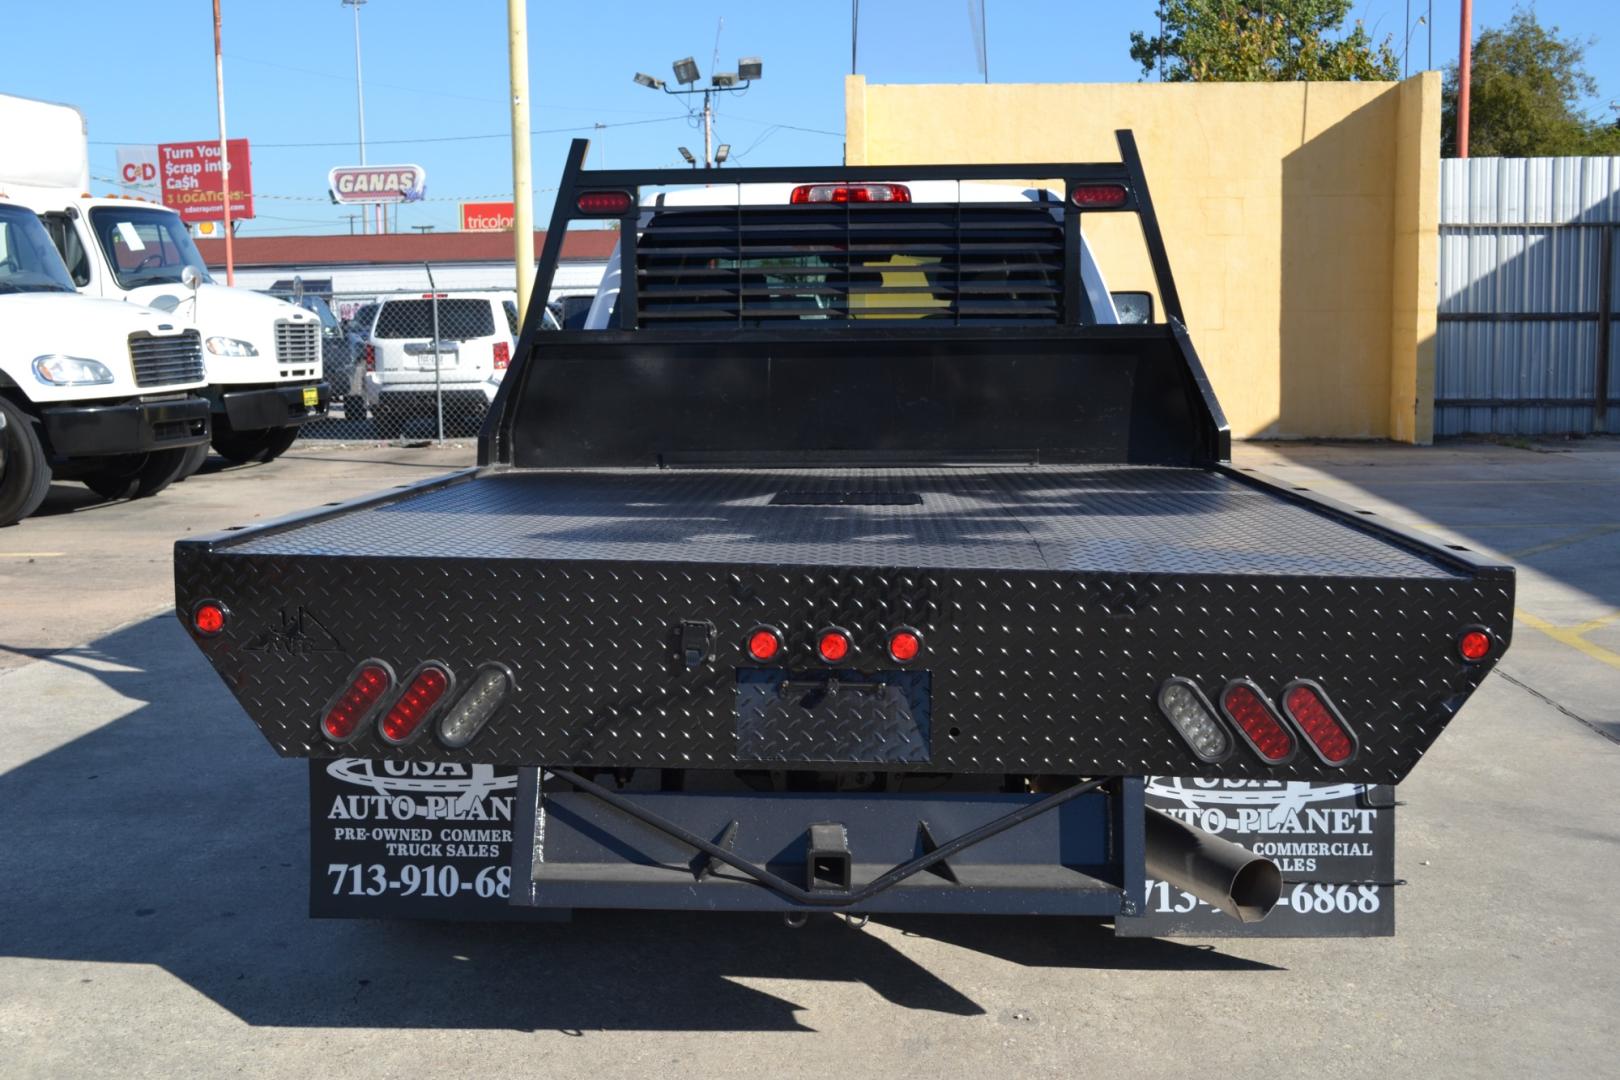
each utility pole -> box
[342,0,374,234]
[211,0,235,285]
[508,0,535,326]
[1457,0,1473,157]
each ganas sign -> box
[327,164,427,204]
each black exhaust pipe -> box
[1144,807,1282,923]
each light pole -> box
[634,55,761,168]
[211,0,234,284]
[341,0,376,233]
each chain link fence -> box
[268,278,533,446]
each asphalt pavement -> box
[1,439,1616,1079]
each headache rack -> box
[485,132,1227,469]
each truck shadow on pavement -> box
[0,615,1273,1034]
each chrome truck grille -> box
[129,330,205,387]
[274,320,320,370]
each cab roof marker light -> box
[1157,678,1231,763]
[322,660,395,745]
[1280,680,1358,766]
[437,663,515,749]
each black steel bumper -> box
[513,770,1142,915]
[40,396,210,458]
[218,382,329,430]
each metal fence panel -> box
[1436,156,1620,436]
[264,275,550,445]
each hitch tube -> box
[1144,807,1281,923]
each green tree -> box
[1130,0,1399,82]
[1444,6,1620,156]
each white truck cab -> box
[0,198,210,525]
[0,93,328,472]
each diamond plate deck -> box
[227,467,1460,579]
[176,466,1512,784]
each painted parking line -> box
[0,552,64,559]
[1515,609,1620,671]
[1506,524,1620,560]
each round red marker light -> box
[816,629,851,664]
[1459,629,1492,662]
[746,627,782,662]
[887,629,922,663]
[193,602,226,636]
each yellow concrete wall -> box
[845,74,1441,442]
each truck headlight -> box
[205,336,260,357]
[32,355,116,386]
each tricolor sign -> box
[328,164,427,205]
[459,201,515,232]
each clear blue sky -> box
[6,0,1616,236]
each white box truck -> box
[0,94,328,475]
[0,195,210,525]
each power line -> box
[90,114,687,150]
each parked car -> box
[340,301,379,417]
[361,291,554,438]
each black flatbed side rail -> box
[1218,464,1516,581]
[175,467,481,554]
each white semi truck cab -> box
[0,93,328,470]
[0,198,210,526]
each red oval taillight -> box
[323,663,393,743]
[1281,682,1356,766]
[379,664,452,744]
[1220,681,1294,764]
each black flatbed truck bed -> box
[177,133,1512,925]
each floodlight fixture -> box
[711,72,738,88]
[633,72,665,90]
[714,144,731,164]
[677,146,697,166]
[672,57,700,85]
[738,56,763,80]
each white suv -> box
[362,291,544,438]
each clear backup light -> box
[437,663,514,749]
[1157,678,1231,763]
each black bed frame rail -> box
[483,130,1228,466]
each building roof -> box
[196,229,618,270]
